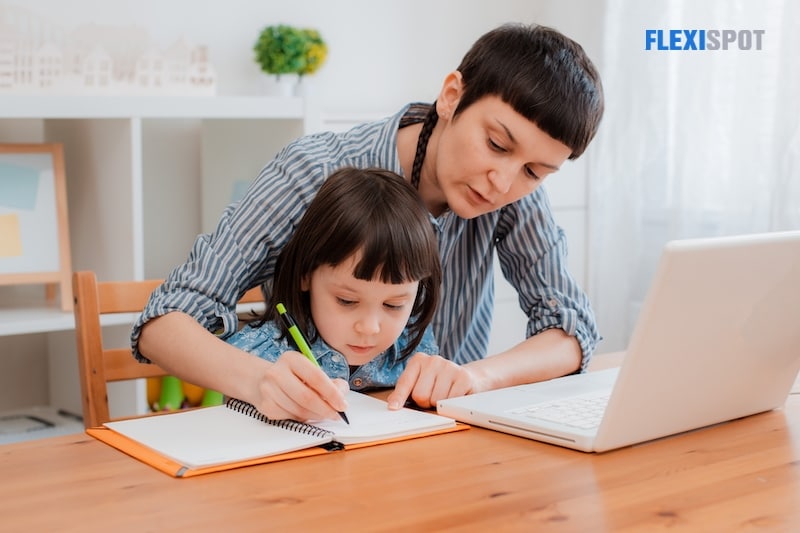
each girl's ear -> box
[300,274,311,292]
[436,70,464,121]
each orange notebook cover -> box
[88,392,467,478]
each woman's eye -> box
[488,138,507,152]
[525,166,542,180]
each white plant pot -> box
[262,74,298,97]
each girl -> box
[135,23,604,421]
[225,167,441,419]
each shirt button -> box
[548,299,558,308]
[352,378,363,387]
[331,354,341,363]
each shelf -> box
[0,95,305,119]
[0,405,84,445]
[0,96,306,433]
[0,302,265,337]
[0,305,139,337]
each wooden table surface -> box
[2,354,799,532]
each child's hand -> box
[256,351,349,421]
[387,352,475,410]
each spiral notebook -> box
[88,390,462,477]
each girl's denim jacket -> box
[226,321,439,391]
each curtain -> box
[588,0,800,351]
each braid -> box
[410,103,439,190]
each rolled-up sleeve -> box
[131,142,327,363]
[130,105,420,363]
[495,189,601,372]
[131,221,256,363]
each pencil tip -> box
[339,411,350,425]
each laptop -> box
[437,231,800,452]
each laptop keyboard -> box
[507,391,610,430]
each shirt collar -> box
[304,323,404,367]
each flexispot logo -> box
[645,29,765,50]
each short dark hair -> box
[455,23,604,159]
[268,167,442,358]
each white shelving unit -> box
[0,96,589,429]
[0,95,311,422]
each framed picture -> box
[0,144,73,311]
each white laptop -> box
[437,231,800,452]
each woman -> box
[135,23,604,421]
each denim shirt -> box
[226,321,439,391]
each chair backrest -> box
[72,270,262,429]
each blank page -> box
[104,406,331,469]
[313,391,455,444]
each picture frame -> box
[0,143,73,311]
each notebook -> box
[437,230,800,452]
[90,390,462,477]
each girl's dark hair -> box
[268,167,442,358]
[457,23,603,159]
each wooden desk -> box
[2,356,800,531]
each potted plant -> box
[253,24,327,96]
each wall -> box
[3,0,605,113]
[0,0,607,410]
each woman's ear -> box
[436,70,464,121]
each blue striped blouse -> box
[131,103,600,371]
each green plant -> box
[253,24,327,78]
[253,25,307,78]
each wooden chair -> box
[72,270,262,429]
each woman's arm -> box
[495,191,600,372]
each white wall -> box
[0,0,607,399]
[5,0,605,114]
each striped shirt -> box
[132,103,600,371]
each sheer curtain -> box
[588,0,800,351]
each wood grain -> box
[2,392,799,530]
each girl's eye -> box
[384,303,405,311]
[336,298,356,306]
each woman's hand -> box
[255,351,349,421]
[386,352,481,409]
